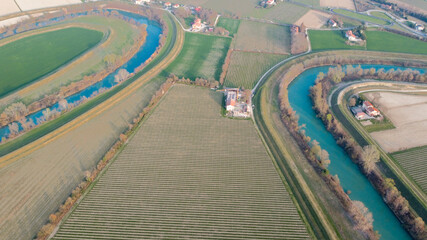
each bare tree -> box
[361,145,380,173]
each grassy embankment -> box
[166,32,231,80]
[53,85,312,239]
[0,27,103,98]
[330,82,427,222]
[0,12,181,161]
[216,17,240,36]
[224,51,287,89]
[309,29,427,54]
[334,9,390,25]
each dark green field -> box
[216,17,240,36]
[309,30,364,51]
[166,32,231,80]
[365,31,427,55]
[0,27,103,97]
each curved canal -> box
[288,65,425,240]
[0,10,162,139]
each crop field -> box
[0,27,103,98]
[54,85,310,239]
[334,9,390,25]
[235,21,291,54]
[15,0,81,12]
[0,16,142,108]
[366,91,427,152]
[389,0,427,13]
[293,0,320,6]
[392,146,427,193]
[0,0,20,17]
[320,0,355,10]
[224,51,287,89]
[309,30,364,51]
[166,32,231,80]
[216,17,240,36]
[365,31,427,55]
[295,10,331,29]
[174,0,307,24]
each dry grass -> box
[53,85,310,239]
[234,21,291,54]
[366,92,427,152]
[295,10,331,29]
[320,0,355,10]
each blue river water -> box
[0,10,162,139]
[288,65,426,240]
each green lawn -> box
[0,27,103,97]
[216,17,240,36]
[334,9,390,25]
[369,11,393,22]
[184,15,195,28]
[309,30,364,51]
[224,51,287,89]
[366,31,427,54]
[166,32,231,80]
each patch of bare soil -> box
[295,10,331,29]
[320,0,356,11]
[366,91,427,152]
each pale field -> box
[0,16,141,109]
[54,85,310,239]
[0,76,165,240]
[320,0,355,10]
[295,10,332,28]
[389,0,427,14]
[0,15,29,28]
[0,0,21,17]
[15,0,80,12]
[366,92,427,152]
[235,21,291,54]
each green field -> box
[309,30,365,51]
[235,21,291,54]
[369,11,393,22]
[54,85,311,239]
[216,17,240,36]
[224,51,287,89]
[334,9,390,25]
[174,0,307,24]
[392,146,427,193]
[0,27,103,98]
[166,32,231,80]
[366,31,427,54]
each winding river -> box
[288,65,426,240]
[0,10,162,139]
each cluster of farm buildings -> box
[224,88,252,118]
[351,100,381,120]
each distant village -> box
[224,88,252,118]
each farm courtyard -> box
[54,85,310,239]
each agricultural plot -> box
[0,75,166,240]
[250,2,309,24]
[392,146,427,193]
[366,92,427,152]
[295,10,331,29]
[334,9,390,25]
[166,32,231,80]
[216,17,240,36]
[15,0,81,12]
[293,0,320,6]
[224,51,287,89]
[54,85,311,239]
[320,0,355,10]
[389,0,427,13]
[309,30,364,51]
[0,0,20,17]
[365,31,427,55]
[235,21,291,54]
[0,16,142,107]
[0,27,103,98]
